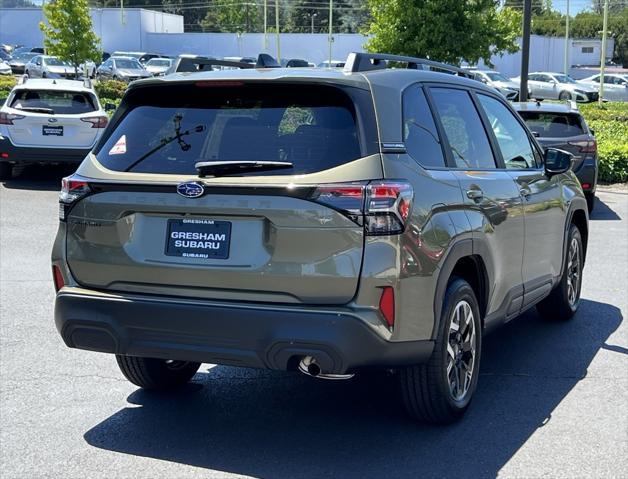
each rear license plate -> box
[165,219,231,259]
[42,125,63,136]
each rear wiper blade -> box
[195,161,293,177]
[16,107,54,114]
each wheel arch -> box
[566,202,588,267]
[432,239,491,339]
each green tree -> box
[591,0,626,15]
[201,0,263,33]
[39,0,101,77]
[365,0,521,66]
[503,0,552,16]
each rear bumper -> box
[0,138,91,165]
[54,289,433,374]
[574,156,598,192]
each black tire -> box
[115,355,200,390]
[559,91,571,100]
[537,224,583,321]
[585,193,595,213]
[42,71,47,78]
[398,278,482,424]
[0,162,12,181]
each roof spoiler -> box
[343,52,472,78]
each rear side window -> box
[10,89,97,114]
[402,84,445,168]
[430,88,496,169]
[95,83,364,175]
[518,111,585,138]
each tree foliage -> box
[40,0,101,75]
[365,0,521,66]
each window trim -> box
[424,83,500,171]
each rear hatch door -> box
[65,80,381,304]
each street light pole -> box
[275,0,280,62]
[263,0,268,50]
[311,13,317,34]
[519,0,532,102]
[564,0,569,75]
[599,0,609,105]
[328,0,333,64]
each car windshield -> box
[147,59,170,67]
[95,83,362,175]
[10,89,97,114]
[518,111,585,138]
[115,59,142,69]
[45,58,69,66]
[553,74,577,84]
[485,72,509,82]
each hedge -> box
[580,103,628,184]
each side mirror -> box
[544,148,573,177]
[104,102,116,112]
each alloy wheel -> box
[567,237,581,306]
[446,300,477,401]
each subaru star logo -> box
[48,118,58,123]
[176,181,205,198]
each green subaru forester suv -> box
[52,53,588,424]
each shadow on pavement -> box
[84,299,622,478]
[590,195,622,221]
[1,164,76,191]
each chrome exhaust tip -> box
[297,356,354,380]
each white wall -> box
[144,32,368,65]
[0,8,183,53]
[479,35,615,77]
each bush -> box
[580,103,628,184]
[0,75,17,102]
[94,80,127,101]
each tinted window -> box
[402,84,445,168]
[10,89,97,114]
[517,111,585,138]
[478,95,537,169]
[96,83,363,175]
[430,88,496,169]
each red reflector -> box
[195,81,244,88]
[0,152,8,159]
[379,287,395,328]
[52,265,65,292]
[581,183,591,190]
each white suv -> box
[0,77,108,180]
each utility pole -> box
[263,0,268,50]
[519,0,532,102]
[564,0,570,75]
[311,13,317,34]
[275,0,280,62]
[121,0,125,25]
[328,0,333,64]
[246,2,250,33]
[599,0,609,105]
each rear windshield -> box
[10,89,97,114]
[518,111,585,138]
[95,83,364,175]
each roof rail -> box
[83,77,93,89]
[343,52,472,78]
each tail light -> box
[81,116,108,128]
[52,265,65,292]
[379,287,395,328]
[59,175,91,221]
[0,112,25,125]
[309,180,413,236]
[568,139,597,154]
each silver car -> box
[25,55,83,79]
[469,69,521,100]
[144,57,173,76]
[577,73,628,102]
[96,56,151,83]
[512,72,599,102]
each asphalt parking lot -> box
[1,166,627,479]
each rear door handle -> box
[466,189,484,201]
